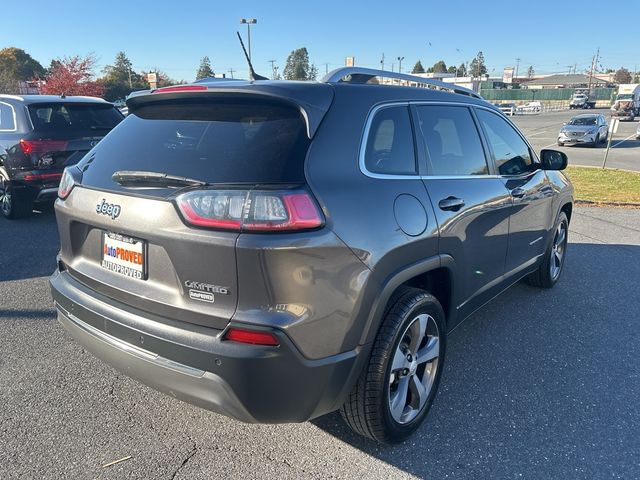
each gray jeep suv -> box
[50,68,573,443]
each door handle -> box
[511,187,526,198]
[438,196,465,211]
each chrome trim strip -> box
[56,303,205,378]
[529,236,544,246]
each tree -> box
[41,55,104,97]
[283,48,315,81]
[456,63,467,77]
[411,60,425,74]
[469,51,487,78]
[141,68,184,88]
[196,56,214,80]
[101,51,146,101]
[447,65,457,74]
[431,60,447,73]
[0,47,45,93]
[527,65,535,79]
[614,67,632,84]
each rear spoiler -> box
[126,83,334,139]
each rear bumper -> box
[50,269,362,423]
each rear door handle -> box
[511,187,526,198]
[438,196,465,211]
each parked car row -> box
[492,101,542,116]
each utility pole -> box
[397,56,404,73]
[228,68,236,79]
[380,53,385,71]
[515,57,521,79]
[268,59,276,79]
[128,66,132,89]
[588,47,600,92]
[324,63,329,74]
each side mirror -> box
[540,149,568,170]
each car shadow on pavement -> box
[0,210,59,283]
[312,242,640,479]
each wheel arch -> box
[360,254,457,346]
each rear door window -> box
[475,109,534,176]
[28,103,122,132]
[364,106,416,175]
[415,105,488,176]
[79,98,311,190]
[0,102,16,131]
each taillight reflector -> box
[224,328,280,346]
[23,172,63,181]
[20,139,68,155]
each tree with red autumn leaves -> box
[41,55,105,97]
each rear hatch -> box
[24,102,122,172]
[56,89,331,330]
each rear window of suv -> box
[79,98,311,189]
[28,103,123,132]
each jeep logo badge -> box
[96,199,121,219]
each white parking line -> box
[542,142,559,149]
[527,131,548,137]
[611,134,637,148]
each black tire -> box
[557,142,564,147]
[525,211,569,288]
[0,168,33,219]
[590,134,600,147]
[340,287,446,443]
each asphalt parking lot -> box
[1,207,639,479]
[513,109,640,172]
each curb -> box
[575,199,640,208]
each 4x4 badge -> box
[96,199,121,219]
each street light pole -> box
[240,18,257,61]
[397,56,405,73]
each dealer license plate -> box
[101,232,147,280]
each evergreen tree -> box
[0,47,45,93]
[101,52,145,100]
[469,51,487,78]
[411,60,425,74]
[456,63,467,77]
[527,65,535,79]
[196,56,215,80]
[431,60,447,73]
[283,48,314,80]
[614,67,632,84]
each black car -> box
[0,95,123,218]
[50,68,573,443]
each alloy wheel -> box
[550,220,567,280]
[388,313,440,424]
[0,173,11,216]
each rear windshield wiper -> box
[112,170,208,188]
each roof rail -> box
[321,67,482,99]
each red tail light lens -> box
[58,168,78,199]
[20,139,68,155]
[224,327,280,346]
[176,189,323,232]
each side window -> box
[364,106,416,175]
[415,105,488,176]
[0,102,16,131]
[476,109,534,176]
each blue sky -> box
[2,0,637,81]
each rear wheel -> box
[341,288,446,443]
[0,169,33,219]
[525,211,568,288]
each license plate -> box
[101,232,147,280]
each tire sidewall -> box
[0,168,13,218]
[380,295,446,441]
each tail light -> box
[20,139,68,155]
[58,167,80,200]
[175,189,324,232]
[224,327,280,346]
